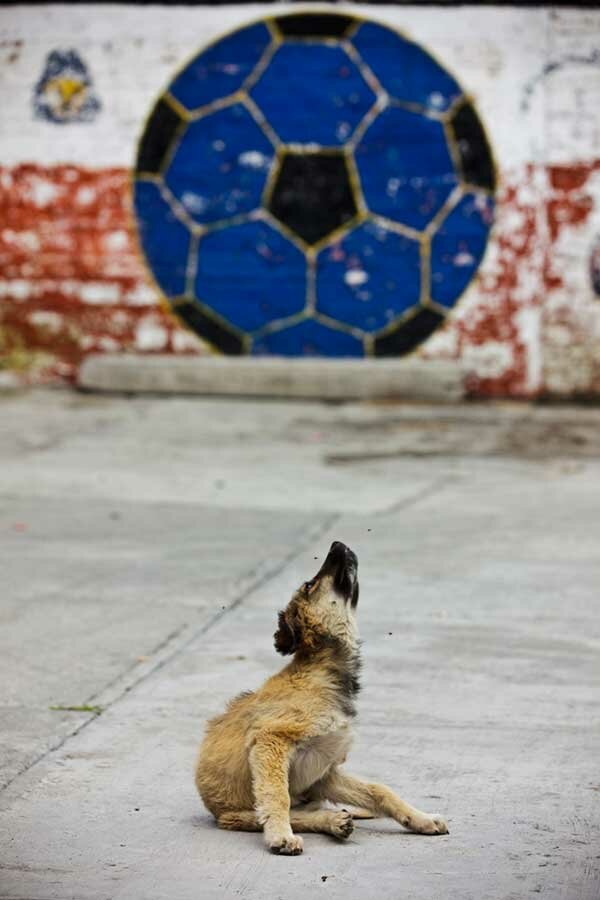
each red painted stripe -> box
[1,161,599,395]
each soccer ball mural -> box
[133,12,496,357]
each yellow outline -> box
[199,209,260,236]
[372,301,437,344]
[419,237,431,306]
[241,92,281,148]
[424,183,464,239]
[260,146,283,209]
[442,92,470,124]
[343,146,368,216]
[313,311,365,341]
[242,38,280,93]
[442,118,464,185]
[369,214,423,243]
[341,38,385,100]
[305,255,317,312]
[185,233,200,297]
[310,212,367,254]
[427,298,453,318]
[462,182,496,199]
[171,293,249,345]
[162,91,191,122]
[279,36,342,49]
[186,91,243,123]
[388,96,446,122]
[136,172,161,185]
[260,208,310,255]
[348,95,387,151]
[158,180,203,233]
[264,18,281,44]
[252,310,308,339]
[157,117,188,178]
[363,332,374,357]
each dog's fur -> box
[195,541,448,854]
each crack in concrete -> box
[0,511,339,795]
[382,475,456,516]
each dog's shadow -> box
[189,812,432,842]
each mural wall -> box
[1,3,599,396]
[133,12,495,358]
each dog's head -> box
[274,541,359,656]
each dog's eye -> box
[304,579,315,592]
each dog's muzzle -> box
[319,541,359,605]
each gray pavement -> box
[1,389,599,899]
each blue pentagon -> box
[133,180,190,296]
[253,318,363,357]
[352,22,462,113]
[164,104,274,224]
[195,220,306,332]
[316,222,420,332]
[431,192,494,308]
[250,44,376,145]
[169,23,271,111]
[355,106,457,230]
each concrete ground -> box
[1,389,599,900]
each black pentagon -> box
[274,13,356,39]
[374,308,445,358]
[136,98,183,175]
[450,102,496,192]
[269,153,357,246]
[174,300,244,355]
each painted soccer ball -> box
[133,12,495,357]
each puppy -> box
[195,541,448,854]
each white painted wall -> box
[0,3,559,169]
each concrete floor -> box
[1,389,599,899]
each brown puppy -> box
[195,541,448,855]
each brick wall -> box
[1,3,599,396]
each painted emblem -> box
[133,12,496,357]
[33,49,101,124]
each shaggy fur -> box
[195,541,448,855]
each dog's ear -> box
[274,606,300,655]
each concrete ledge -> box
[78,354,464,402]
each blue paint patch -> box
[253,318,363,357]
[164,104,274,224]
[355,106,457,231]
[195,221,306,332]
[133,12,495,357]
[250,44,375,145]
[170,22,271,112]
[133,181,191,296]
[430,192,494,308]
[352,22,462,113]
[33,49,100,124]
[316,221,420,332]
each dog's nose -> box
[329,541,348,558]
[328,541,357,566]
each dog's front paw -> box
[329,810,354,840]
[405,813,449,835]
[269,834,304,855]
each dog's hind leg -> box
[217,809,354,839]
[217,811,262,832]
[313,768,448,835]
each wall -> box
[1,3,599,396]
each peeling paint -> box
[0,164,203,381]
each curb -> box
[77,354,465,402]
